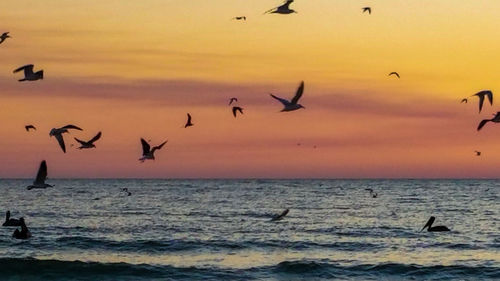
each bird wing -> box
[229,98,237,105]
[281,0,293,9]
[477,93,485,113]
[477,119,490,131]
[13,64,34,75]
[35,160,48,184]
[290,81,304,104]
[141,138,150,154]
[152,140,168,152]
[187,113,192,123]
[62,125,83,131]
[55,134,66,153]
[486,91,493,105]
[263,7,277,14]
[270,94,290,106]
[232,107,243,117]
[89,131,102,143]
[74,137,86,145]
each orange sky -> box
[1,0,500,178]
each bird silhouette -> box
[477,112,500,131]
[25,125,36,132]
[74,131,102,149]
[461,98,468,104]
[13,64,44,82]
[232,16,246,20]
[232,106,244,118]
[475,150,481,156]
[49,125,83,153]
[185,113,194,128]
[362,7,371,14]
[228,97,238,105]
[0,32,10,45]
[270,81,305,112]
[139,138,167,162]
[264,0,297,14]
[470,90,493,113]
[389,72,400,78]
[27,160,53,190]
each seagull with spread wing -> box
[232,106,244,118]
[74,131,102,149]
[139,138,167,162]
[470,90,493,113]
[25,125,36,132]
[389,72,400,78]
[49,125,83,153]
[184,113,194,128]
[270,81,305,112]
[27,160,53,190]
[13,64,43,82]
[264,0,297,14]
[362,7,371,14]
[228,97,238,105]
[0,32,10,45]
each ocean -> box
[0,179,498,280]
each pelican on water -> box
[420,216,450,232]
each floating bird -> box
[389,72,400,78]
[139,138,167,162]
[13,64,44,82]
[264,0,297,14]
[27,160,53,190]
[232,16,246,20]
[232,106,244,118]
[228,97,238,105]
[420,216,450,232]
[49,125,83,153]
[362,7,371,14]
[271,209,289,221]
[185,113,194,128]
[270,81,305,112]
[122,188,132,196]
[12,218,31,239]
[461,98,468,104]
[477,112,500,131]
[74,131,102,149]
[470,90,493,113]
[2,211,22,227]
[25,125,36,132]
[475,150,481,156]
[372,192,378,198]
[0,32,10,45]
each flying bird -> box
[25,125,36,132]
[470,90,493,113]
[184,113,194,128]
[475,150,481,156]
[232,106,244,117]
[264,0,297,14]
[27,160,53,190]
[228,97,238,105]
[232,16,246,20]
[461,98,468,104]
[389,72,400,78]
[74,131,102,149]
[0,32,10,45]
[420,216,450,232]
[139,138,167,162]
[270,81,305,112]
[362,7,371,14]
[49,125,83,153]
[477,112,500,131]
[13,64,44,82]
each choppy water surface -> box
[0,179,498,280]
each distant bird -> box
[362,7,371,14]
[27,160,53,190]
[420,216,450,232]
[74,131,102,149]
[365,188,374,193]
[2,211,22,227]
[475,150,481,156]
[232,16,246,20]
[372,192,378,198]
[271,209,289,221]
[461,98,468,104]
[389,72,400,78]
[270,81,305,112]
[12,218,31,239]
[184,113,194,128]
[232,106,244,118]
[470,90,493,113]
[13,64,44,82]
[25,125,36,132]
[122,188,132,196]
[477,112,500,131]
[228,97,238,105]
[0,32,10,45]
[264,0,297,14]
[139,138,167,162]
[49,125,83,153]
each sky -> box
[1,0,500,178]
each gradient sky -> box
[2,0,500,178]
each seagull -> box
[477,112,500,131]
[139,138,167,162]
[389,72,400,78]
[232,16,246,20]
[49,125,83,153]
[475,150,481,156]
[122,188,132,196]
[232,106,244,118]
[270,81,305,112]
[362,7,371,14]
[228,97,238,105]
[27,160,53,190]
[0,32,10,45]
[461,98,468,103]
[372,192,378,198]
[74,131,102,149]
[184,113,194,128]
[470,90,493,113]
[25,125,36,132]
[13,64,44,82]
[264,0,297,14]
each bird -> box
[365,188,374,193]
[139,138,167,162]
[0,32,10,45]
[420,216,450,232]
[461,98,468,104]
[122,188,132,196]
[25,125,36,132]
[477,112,500,131]
[362,7,371,14]
[228,97,238,105]
[470,90,493,113]
[232,16,246,20]
[475,150,481,156]
[270,81,305,112]
[271,209,289,221]
[49,125,83,153]
[264,0,297,14]
[13,64,44,82]
[74,131,102,149]
[184,113,194,128]
[372,192,378,198]
[12,218,31,239]
[389,72,400,78]
[2,211,22,227]
[232,106,244,118]
[27,160,53,190]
